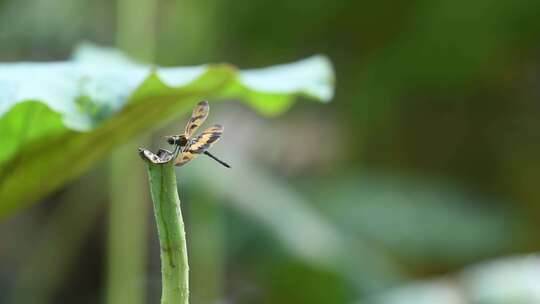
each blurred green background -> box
[1,0,540,303]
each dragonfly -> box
[165,100,230,168]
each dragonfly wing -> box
[174,125,223,166]
[174,150,199,167]
[183,100,209,138]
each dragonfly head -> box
[165,135,188,147]
[165,136,177,145]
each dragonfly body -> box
[166,135,188,147]
[164,101,230,168]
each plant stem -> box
[107,141,148,304]
[107,0,156,302]
[144,160,189,304]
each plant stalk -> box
[107,141,148,304]
[143,159,189,304]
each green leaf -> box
[310,174,529,265]
[0,44,334,219]
[184,161,405,292]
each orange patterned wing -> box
[183,100,209,138]
[173,150,199,167]
[174,125,224,167]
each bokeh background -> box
[1,0,540,303]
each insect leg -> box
[172,144,182,160]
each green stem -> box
[107,142,148,304]
[144,160,189,304]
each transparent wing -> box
[183,100,209,138]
